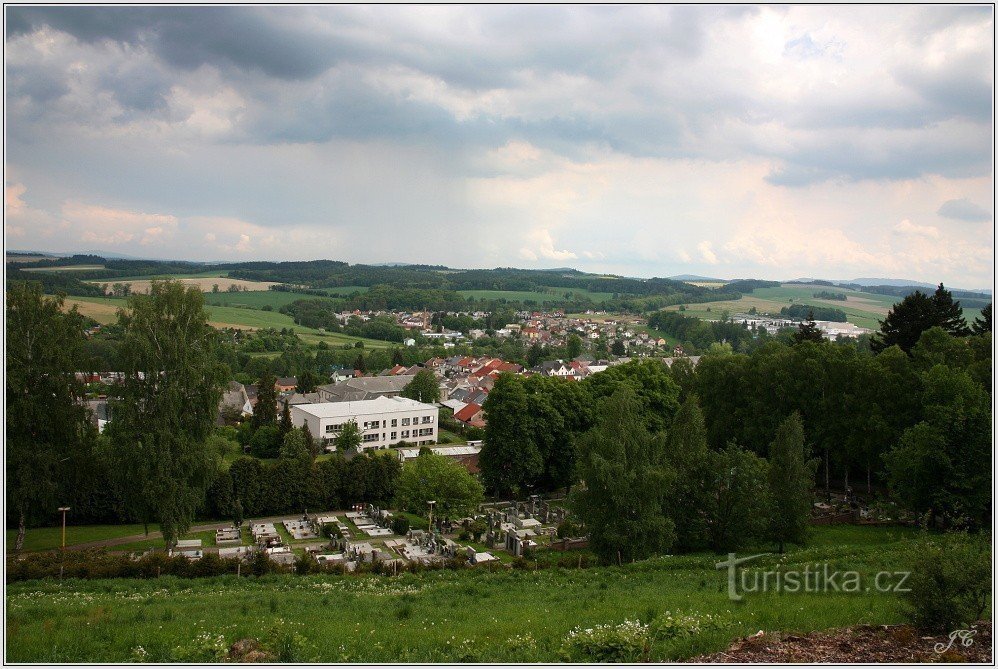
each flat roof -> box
[292,395,438,419]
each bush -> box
[903,533,991,631]
[391,517,410,536]
[559,620,649,662]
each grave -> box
[215,528,242,546]
[218,546,254,560]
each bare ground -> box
[694,621,992,663]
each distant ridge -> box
[668,274,726,282]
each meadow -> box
[5,525,924,663]
[62,297,394,349]
[660,283,984,329]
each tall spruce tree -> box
[663,395,713,552]
[252,371,278,429]
[793,310,825,344]
[972,303,992,335]
[872,290,939,354]
[767,412,818,552]
[105,281,225,544]
[279,399,293,440]
[931,283,971,336]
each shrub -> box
[391,517,410,536]
[903,533,991,631]
[648,611,727,641]
[559,620,650,662]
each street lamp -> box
[427,500,436,532]
[57,507,71,551]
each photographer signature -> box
[934,629,977,654]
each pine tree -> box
[301,422,319,458]
[931,283,970,337]
[972,303,992,335]
[252,371,278,429]
[663,395,713,551]
[793,310,825,344]
[279,400,293,440]
[871,291,938,354]
[767,412,818,553]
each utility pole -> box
[58,506,70,581]
[427,500,436,532]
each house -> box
[404,338,416,347]
[286,392,323,406]
[291,396,439,451]
[275,377,297,393]
[85,399,111,433]
[316,375,414,403]
[453,402,486,429]
[217,380,253,424]
[385,365,409,376]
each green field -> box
[457,286,617,303]
[5,525,926,662]
[62,297,394,349]
[665,284,893,329]
[5,524,157,553]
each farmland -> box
[87,277,278,294]
[62,297,394,349]
[5,525,924,663]
[660,283,959,330]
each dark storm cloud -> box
[938,199,992,222]
[6,6,352,80]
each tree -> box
[611,339,626,356]
[105,281,225,545]
[527,342,544,368]
[6,284,92,550]
[566,333,583,359]
[250,425,282,459]
[335,420,363,452]
[252,370,278,429]
[706,442,770,552]
[972,303,992,335]
[354,353,366,373]
[931,283,971,337]
[480,374,542,497]
[872,290,938,354]
[280,427,312,465]
[573,387,676,564]
[278,400,293,440]
[872,285,970,354]
[767,412,818,552]
[395,451,484,518]
[296,369,320,394]
[793,310,824,344]
[232,498,244,527]
[663,396,713,552]
[301,421,320,458]
[401,369,440,403]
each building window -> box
[402,430,409,438]
[325,425,335,434]
[401,418,411,426]
[362,433,379,443]
[421,415,433,424]
[391,419,398,427]
[391,432,397,440]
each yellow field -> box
[685,281,727,288]
[87,277,278,294]
[64,298,122,324]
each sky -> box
[4,5,994,287]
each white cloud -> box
[893,219,941,239]
[697,241,719,265]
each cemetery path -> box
[65,511,348,551]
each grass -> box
[5,524,157,553]
[436,429,467,445]
[61,296,393,348]
[5,525,931,662]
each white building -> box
[291,396,439,451]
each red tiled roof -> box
[454,402,483,423]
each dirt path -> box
[695,621,992,663]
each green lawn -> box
[5,525,931,662]
[5,524,156,553]
[203,291,332,310]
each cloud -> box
[893,219,941,239]
[60,201,178,246]
[519,229,578,262]
[937,198,991,222]
[697,241,719,265]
